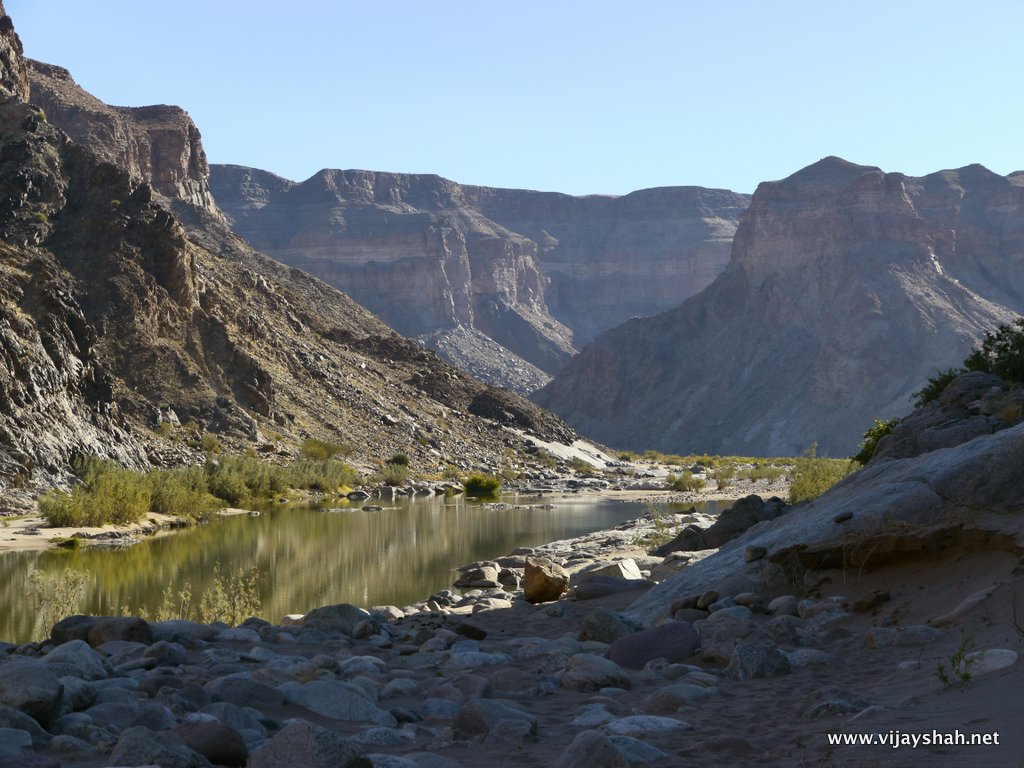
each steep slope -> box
[210,164,748,392]
[0,8,577,492]
[535,157,1023,457]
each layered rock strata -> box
[536,157,1024,456]
[210,164,749,391]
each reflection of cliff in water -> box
[0,495,723,643]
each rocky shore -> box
[1,401,1023,766]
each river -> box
[0,493,728,644]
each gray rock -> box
[0,728,31,758]
[562,654,631,692]
[964,648,1017,676]
[641,683,712,712]
[453,698,537,741]
[556,729,670,767]
[801,686,871,720]
[43,639,109,681]
[351,727,416,747]
[204,675,287,708]
[727,642,792,679]
[301,603,372,635]
[281,680,397,726]
[108,725,212,768]
[0,705,50,747]
[0,659,63,725]
[603,715,691,736]
[768,595,799,616]
[87,617,154,647]
[49,615,98,646]
[577,559,644,581]
[578,608,637,644]
[607,622,701,669]
[454,565,501,588]
[247,721,371,768]
[143,640,188,666]
[199,702,268,737]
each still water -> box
[0,494,727,644]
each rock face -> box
[210,164,749,392]
[535,156,1024,456]
[0,4,28,102]
[0,12,577,491]
[27,60,219,215]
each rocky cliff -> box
[535,157,1024,457]
[210,165,748,392]
[0,7,577,493]
[26,59,219,215]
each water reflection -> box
[0,494,728,643]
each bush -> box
[963,317,1024,382]
[567,456,596,475]
[39,461,151,527]
[789,443,855,504]
[464,473,501,498]
[300,438,348,461]
[374,461,411,487]
[913,368,962,408]
[148,467,220,519]
[666,471,705,492]
[853,417,901,465]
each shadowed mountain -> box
[0,4,576,494]
[534,156,1024,457]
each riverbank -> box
[0,464,1020,766]
[0,471,791,555]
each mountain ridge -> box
[534,157,1024,457]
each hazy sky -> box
[7,1,1022,195]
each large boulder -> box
[607,622,701,669]
[523,557,570,603]
[247,721,371,768]
[301,603,372,635]
[652,495,787,554]
[0,660,63,725]
[108,726,211,768]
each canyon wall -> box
[535,157,1024,457]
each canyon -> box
[209,165,749,392]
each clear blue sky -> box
[7,1,1022,195]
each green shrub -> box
[198,563,262,626]
[464,473,501,498]
[666,471,705,492]
[567,456,596,475]
[282,459,357,492]
[199,433,222,454]
[32,211,48,224]
[39,460,151,527]
[148,467,220,519]
[300,438,348,461]
[374,461,411,486]
[963,317,1024,382]
[853,417,901,465]
[789,443,855,504]
[913,368,962,408]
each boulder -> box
[174,720,248,767]
[556,730,669,768]
[86,617,153,647]
[247,721,371,768]
[561,654,631,692]
[0,660,63,725]
[452,698,538,741]
[523,557,569,603]
[608,622,701,669]
[301,603,372,635]
[42,639,108,681]
[578,608,638,645]
[108,725,212,768]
